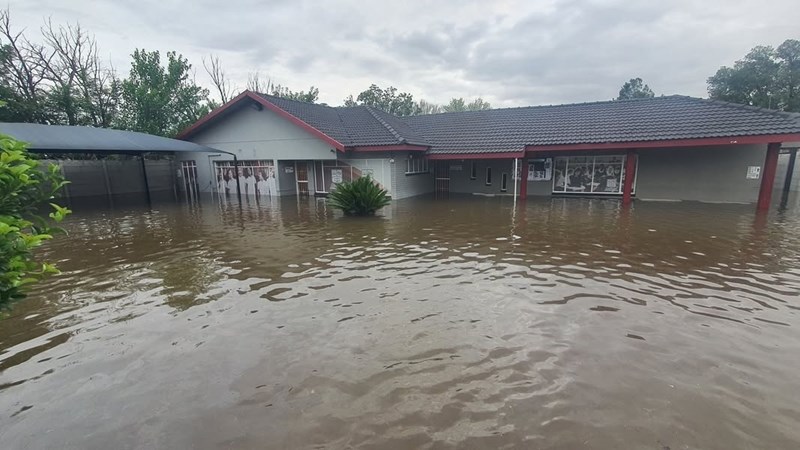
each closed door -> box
[296,162,310,196]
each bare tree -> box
[246,70,273,93]
[0,8,52,122]
[40,19,97,125]
[203,54,233,103]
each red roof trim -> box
[176,91,345,151]
[524,134,800,153]
[350,144,429,152]
[427,151,524,160]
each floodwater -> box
[1,195,800,449]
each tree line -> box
[616,38,800,113]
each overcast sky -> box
[9,0,799,108]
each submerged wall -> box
[447,159,517,195]
[444,144,779,204]
[635,144,766,203]
[178,104,337,195]
[45,159,177,199]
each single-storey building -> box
[176,91,800,210]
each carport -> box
[0,123,243,204]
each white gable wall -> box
[176,104,338,194]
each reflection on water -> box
[1,195,800,449]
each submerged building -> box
[176,91,800,210]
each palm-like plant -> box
[328,175,391,216]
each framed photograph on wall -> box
[528,158,552,181]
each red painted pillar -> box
[520,158,528,199]
[756,142,781,211]
[622,150,637,205]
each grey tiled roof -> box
[257,93,800,154]
[257,93,425,147]
[402,96,800,154]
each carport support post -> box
[140,154,152,206]
[782,148,797,197]
[622,150,637,206]
[757,143,781,211]
[233,155,242,203]
[513,158,519,201]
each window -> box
[552,154,634,195]
[501,172,508,192]
[214,159,276,197]
[470,161,477,179]
[406,157,429,175]
[485,167,492,185]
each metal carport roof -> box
[0,122,224,154]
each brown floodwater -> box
[1,195,800,449]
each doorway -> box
[295,162,310,196]
[434,161,449,196]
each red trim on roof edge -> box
[176,91,345,151]
[350,144,429,152]
[524,134,800,153]
[427,151,524,160]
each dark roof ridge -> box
[255,92,340,110]
[686,95,800,122]
[363,105,406,144]
[402,95,683,120]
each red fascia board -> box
[427,151,525,160]
[525,134,800,153]
[350,144,429,152]
[176,91,345,151]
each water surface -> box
[1,195,800,449]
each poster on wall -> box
[552,155,629,194]
[214,159,278,197]
[331,168,343,184]
[528,158,552,181]
[746,166,761,179]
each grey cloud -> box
[10,0,800,107]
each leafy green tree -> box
[616,78,655,100]
[117,49,212,137]
[708,46,779,108]
[413,99,442,115]
[440,97,492,113]
[777,39,800,112]
[467,97,492,111]
[442,97,467,112]
[706,40,800,112]
[0,130,70,309]
[271,84,319,103]
[345,84,416,116]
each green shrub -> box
[0,133,71,309]
[328,175,391,216]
